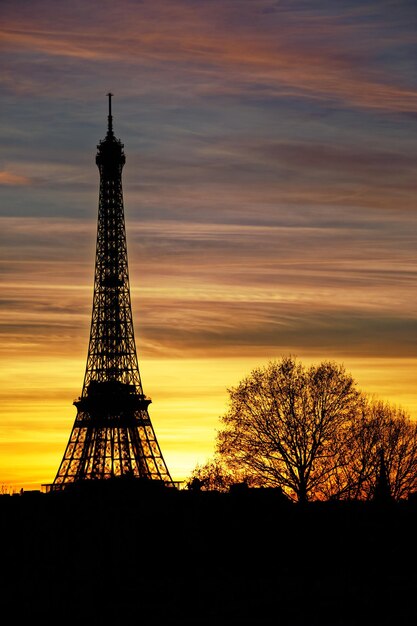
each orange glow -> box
[0,352,415,492]
[0,171,32,186]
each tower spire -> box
[50,99,174,490]
[107,92,113,136]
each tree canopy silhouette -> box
[215,357,359,502]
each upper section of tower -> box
[96,93,126,173]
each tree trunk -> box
[298,478,308,504]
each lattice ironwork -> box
[52,95,173,489]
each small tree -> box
[215,357,360,502]
[0,484,15,496]
[186,457,237,492]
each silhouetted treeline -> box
[2,483,417,625]
[189,357,417,503]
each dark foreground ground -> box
[1,483,417,626]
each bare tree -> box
[215,357,360,502]
[342,399,417,500]
[186,457,233,492]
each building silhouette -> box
[50,95,173,490]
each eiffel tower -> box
[51,95,173,490]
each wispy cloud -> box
[1,216,415,366]
[0,171,32,186]
[2,1,417,112]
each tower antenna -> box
[107,92,113,134]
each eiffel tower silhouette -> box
[50,95,173,490]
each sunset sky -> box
[1,0,416,490]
